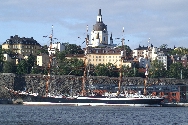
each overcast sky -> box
[0,0,188,49]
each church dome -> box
[93,22,107,31]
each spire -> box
[98,9,101,16]
[97,9,102,22]
[110,32,113,40]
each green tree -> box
[70,58,84,76]
[149,59,167,78]
[106,63,119,77]
[169,47,188,55]
[118,45,132,59]
[17,60,28,74]
[167,62,182,79]
[159,44,168,49]
[94,63,109,76]
[122,65,134,77]
[27,54,36,73]
[3,61,15,73]
[65,43,84,54]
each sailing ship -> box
[10,26,164,106]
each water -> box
[0,105,188,125]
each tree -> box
[122,65,134,77]
[149,59,167,78]
[17,60,28,74]
[118,45,132,59]
[2,61,14,73]
[27,54,36,73]
[65,43,84,54]
[68,58,84,76]
[94,63,109,76]
[167,62,182,79]
[106,63,119,77]
[160,44,168,49]
[169,47,188,56]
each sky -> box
[0,0,188,50]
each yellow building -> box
[2,35,41,56]
[66,47,132,68]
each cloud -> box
[0,0,188,49]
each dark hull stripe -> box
[22,95,163,105]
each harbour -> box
[0,9,188,107]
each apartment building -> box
[65,47,132,68]
[2,35,41,56]
[48,42,65,55]
[156,52,168,70]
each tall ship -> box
[8,25,164,106]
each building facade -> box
[48,42,65,55]
[2,35,41,56]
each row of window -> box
[9,45,37,49]
[92,56,121,58]
[89,59,120,62]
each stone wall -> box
[0,73,188,97]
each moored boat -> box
[8,26,164,106]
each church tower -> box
[91,9,108,47]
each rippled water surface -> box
[0,105,188,125]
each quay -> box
[1,73,188,106]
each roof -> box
[3,35,41,46]
[93,22,107,31]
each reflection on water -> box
[0,105,188,125]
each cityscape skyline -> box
[0,0,188,49]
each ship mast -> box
[118,27,125,95]
[81,25,89,96]
[46,25,53,97]
[144,38,150,95]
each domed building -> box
[90,9,115,47]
